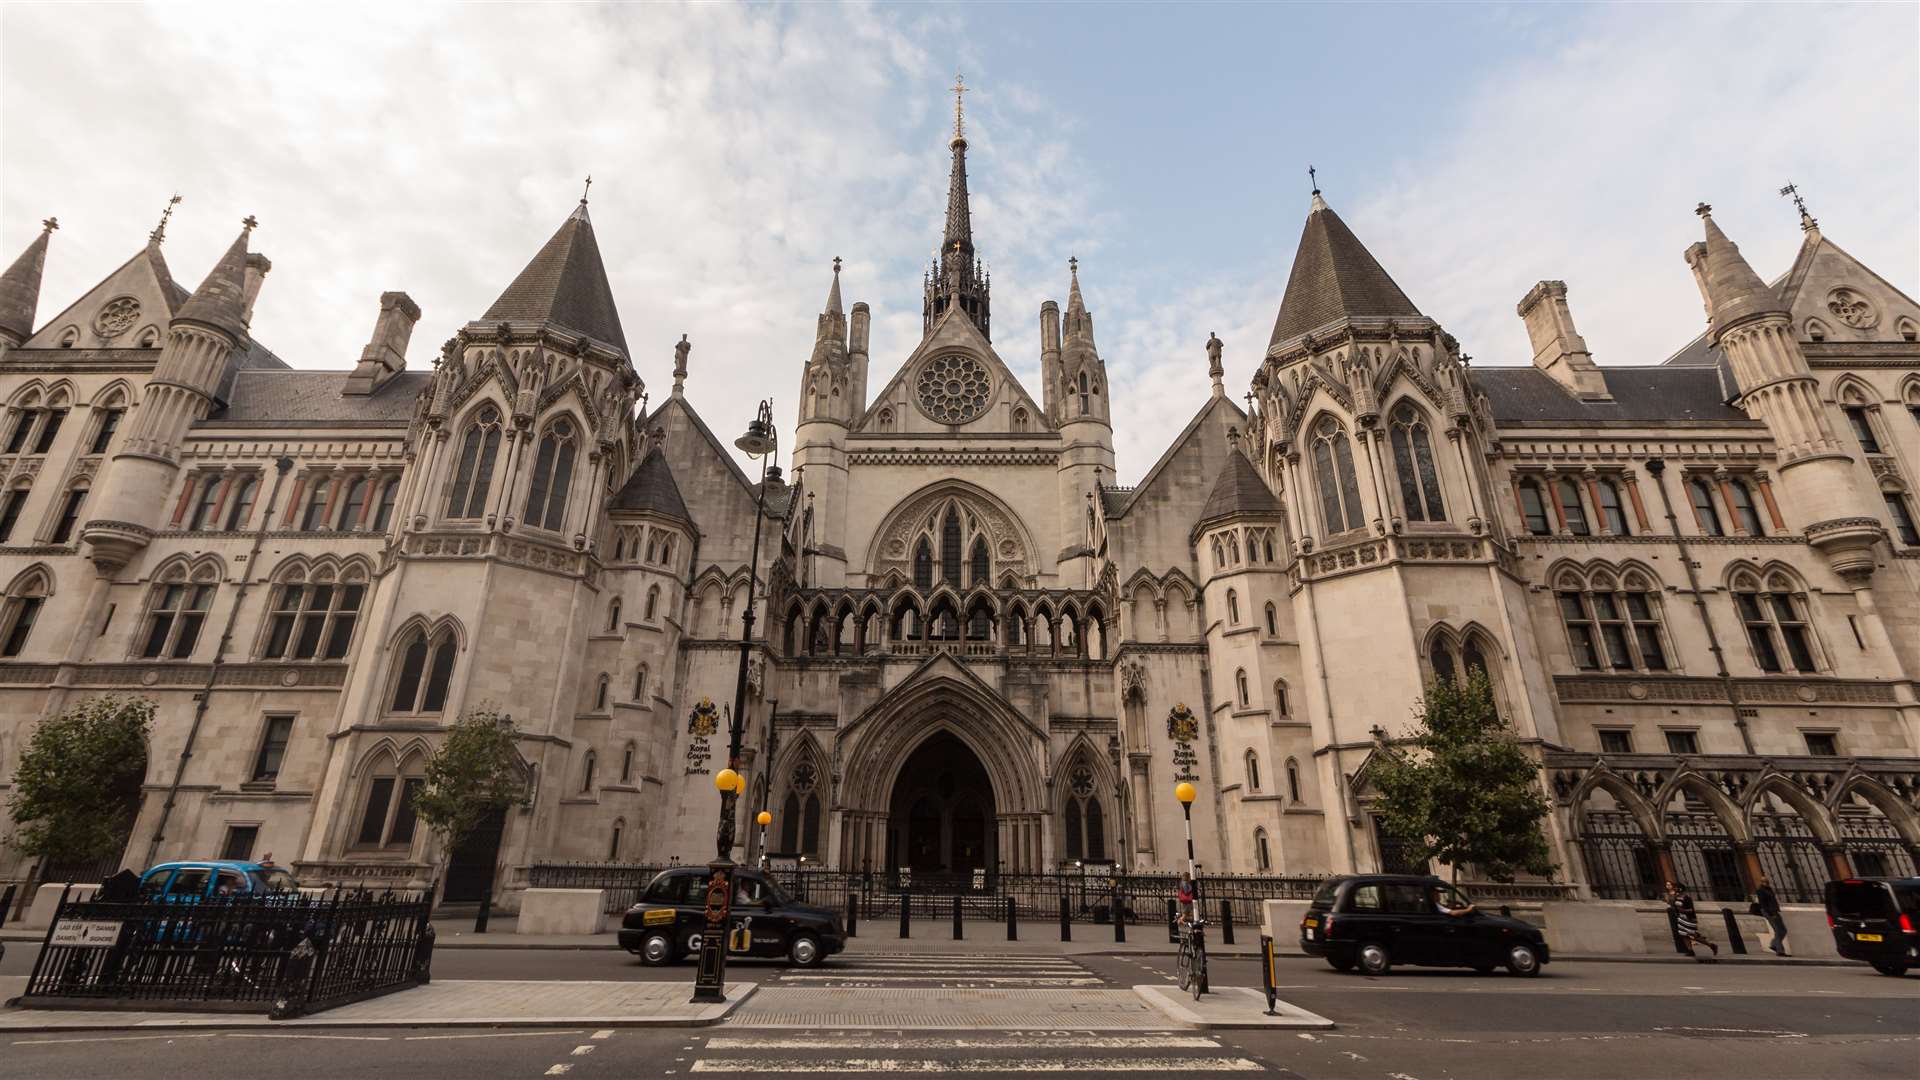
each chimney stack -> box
[241,253,272,326]
[1517,280,1610,400]
[343,291,420,395]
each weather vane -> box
[1779,181,1815,230]
[150,193,183,244]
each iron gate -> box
[1750,811,1830,904]
[1578,811,1662,900]
[1663,812,1745,902]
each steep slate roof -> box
[611,447,693,523]
[1469,366,1752,425]
[1269,195,1422,348]
[206,370,427,425]
[1196,449,1282,528]
[0,224,53,340]
[175,224,255,338]
[482,202,628,354]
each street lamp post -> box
[756,810,772,870]
[1174,781,1197,880]
[691,399,779,1005]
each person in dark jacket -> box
[1751,875,1788,956]
[1666,881,1718,960]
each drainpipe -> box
[1644,459,1753,754]
[144,457,293,867]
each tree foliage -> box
[7,695,153,866]
[411,706,530,858]
[1368,673,1556,882]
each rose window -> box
[1827,288,1876,329]
[915,354,993,424]
[93,296,141,339]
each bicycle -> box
[1175,912,1209,999]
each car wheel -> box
[1870,962,1909,977]
[787,933,823,967]
[1327,956,1356,973]
[638,932,675,966]
[1356,942,1392,976]
[1505,943,1542,977]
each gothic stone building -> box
[2,127,1918,906]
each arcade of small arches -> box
[1554,764,1920,905]
[781,587,1113,660]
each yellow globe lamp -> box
[1174,781,1197,805]
[733,772,749,795]
[756,810,772,827]
[714,768,741,794]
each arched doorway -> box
[886,732,996,887]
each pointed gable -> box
[22,241,189,350]
[1269,195,1421,348]
[611,447,694,525]
[1197,449,1282,529]
[854,305,1046,435]
[483,203,628,354]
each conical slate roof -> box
[1268,194,1421,348]
[610,447,692,523]
[1197,448,1282,528]
[0,222,53,341]
[175,221,254,338]
[483,202,628,354]
[1698,207,1785,333]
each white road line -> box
[690,1057,1264,1073]
[571,1045,597,1056]
[591,1030,614,1040]
[406,1030,587,1041]
[705,1036,1223,1050]
[222,1033,391,1041]
[544,1066,572,1077]
[13,1034,222,1046]
[778,975,1103,985]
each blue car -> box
[138,860,300,903]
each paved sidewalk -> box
[0,978,752,1032]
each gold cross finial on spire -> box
[952,72,968,141]
[582,174,593,204]
[41,217,58,234]
[150,193,183,244]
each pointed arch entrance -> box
[887,732,995,884]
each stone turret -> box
[1054,258,1115,588]
[83,217,260,573]
[793,260,854,586]
[0,218,55,353]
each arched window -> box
[620,742,636,783]
[1078,371,1091,416]
[644,585,660,621]
[1733,571,1818,674]
[969,537,990,588]
[186,473,222,530]
[1516,478,1552,536]
[446,406,503,519]
[594,673,609,711]
[1388,403,1446,522]
[778,761,823,856]
[1012,407,1029,432]
[1273,679,1290,717]
[1843,404,1882,454]
[371,476,399,531]
[940,507,962,586]
[87,403,124,455]
[1211,536,1225,569]
[606,598,622,632]
[913,538,933,589]
[1245,749,1262,791]
[1428,637,1457,684]
[1727,479,1764,536]
[1236,668,1250,707]
[523,418,578,531]
[1254,828,1272,872]
[334,476,368,531]
[1226,588,1240,625]
[1556,479,1590,536]
[1888,492,1920,545]
[139,566,215,659]
[0,569,49,658]
[299,477,332,531]
[0,481,29,543]
[581,750,597,793]
[1264,602,1277,636]
[261,565,365,661]
[633,664,648,701]
[1688,478,1724,536]
[49,482,88,543]
[1062,761,1106,862]
[353,754,425,850]
[608,818,624,861]
[1311,417,1365,534]
[389,626,458,713]
[224,474,260,531]
[1595,479,1630,536]
[1285,758,1301,803]
[1556,570,1668,671]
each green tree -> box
[411,706,530,879]
[7,695,154,871]
[1368,673,1556,882]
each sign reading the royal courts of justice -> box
[1167,703,1200,782]
[685,697,720,774]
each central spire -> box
[925,73,990,340]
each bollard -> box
[1059,894,1071,942]
[1167,898,1179,944]
[1721,908,1747,954]
[1113,882,1126,944]
[847,892,859,938]
[953,894,964,940]
[900,891,911,939]
[0,884,14,925]
[1219,899,1235,946]
[1259,934,1279,1015]
[1006,896,1018,941]
[474,887,492,934]
[1667,907,1688,955]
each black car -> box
[1298,874,1549,977]
[618,866,845,968]
[1825,876,1919,976]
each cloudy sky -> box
[3,2,1915,483]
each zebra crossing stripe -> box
[779,975,1104,985]
[689,1057,1264,1073]
[705,1036,1223,1050]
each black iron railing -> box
[19,887,433,1019]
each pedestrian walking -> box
[1666,880,1718,960]
[1750,874,1788,956]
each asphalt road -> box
[3,942,1915,1078]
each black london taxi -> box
[619,866,844,967]
[1825,876,1919,976]
[1299,874,1549,977]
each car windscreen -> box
[1310,880,1341,909]
[1829,881,1895,920]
